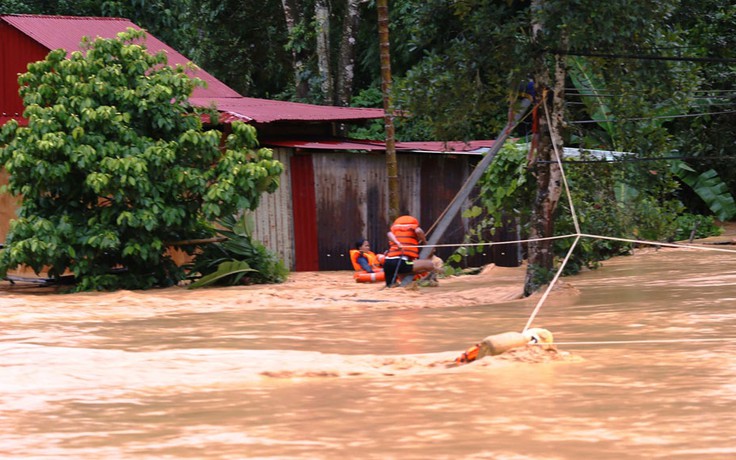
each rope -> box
[403,232,736,253]
[522,96,582,332]
[545,92,580,235]
[523,235,580,332]
[406,89,736,342]
[532,338,736,346]
[578,233,736,254]
[411,233,578,249]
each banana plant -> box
[671,162,736,221]
[568,56,736,220]
[187,212,287,288]
[188,260,256,288]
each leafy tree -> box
[667,1,736,204]
[100,0,196,56]
[0,29,283,291]
[0,0,103,15]
[392,0,531,141]
[182,0,293,98]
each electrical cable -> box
[568,109,736,124]
[550,49,736,64]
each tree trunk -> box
[281,0,309,99]
[377,0,400,221]
[315,0,333,104]
[336,0,361,107]
[524,2,567,296]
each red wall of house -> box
[0,22,49,125]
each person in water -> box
[384,215,436,287]
[350,238,383,273]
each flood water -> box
[2,246,736,459]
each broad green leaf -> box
[672,161,736,221]
[188,260,256,289]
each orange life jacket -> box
[353,271,386,283]
[455,343,481,365]
[387,215,420,259]
[349,249,383,272]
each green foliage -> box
[188,214,288,287]
[187,260,256,289]
[671,161,736,221]
[554,154,681,274]
[567,56,617,148]
[447,142,534,266]
[670,2,736,194]
[0,0,103,15]
[181,0,292,98]
[346,85,386,140]
[448,144,723,276]
[392,0,529,141]
[672,213,723,242]
[0,30,283,291]
[568,55,736,223]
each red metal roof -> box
[395,140,496,153]
[262,138,497,154]
[263,138,386,151]
[1,14,383,124]
[193,97,383,124]
[1,14,238,99]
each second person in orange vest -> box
[384,215,436,287]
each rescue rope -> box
[531,338,736,346]
[428,92,736,360]
[410,235,736,254]
[523,235,579,332]
[547,92,581,236]
[520,96,583,332]
[401,89,736,344]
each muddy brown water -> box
[2,247,736,459]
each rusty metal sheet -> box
[250,148,295,270]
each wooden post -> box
[377,0,400,222]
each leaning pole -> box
[400,97,533,286]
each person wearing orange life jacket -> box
[384,215,436,287]
[350,239,386,283]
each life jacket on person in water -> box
[349,249,385,283]
[455,343,481,364]
[387,215,421,259]
[454,328,554,365]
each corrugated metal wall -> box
[312,153,392,270]
[311,151,491,271]
[0,22,48,122]
[250,148,295,270]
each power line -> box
[568,109,736,124]
[552,49,736,63]
[565,88,736,94]
[536,155,736,165]
[565,92,736,101]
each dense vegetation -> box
[0,30,283,291]
[1,0,734,291]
